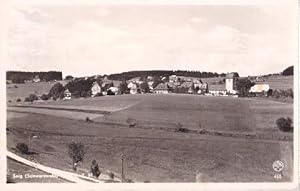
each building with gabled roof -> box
[153,83,170,94]
[91,81,102,97]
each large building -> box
[225,72,239,94]
[153,83,170,94]
[249,83,270,93]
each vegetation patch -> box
[276,117,293,132]
[24,94,38,102]
[16,143,29,154]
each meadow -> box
[7,94,294,182]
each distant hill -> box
[107,70,226,81]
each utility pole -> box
[121,153,124,182]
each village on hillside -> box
[6,68,294,103]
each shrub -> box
[174,123,190,133]
[16,143,29,154]
[41,94,49,100]
[68,142,86,164]
[90,159,101,178]
[8,100,12,103]
[16,98,21,102]
[276,117,293,132]
[86,117,93,123]
[24,94,38,102]
[271,89,293,99]
[14,85,18,88]
[126,118,137,128]
[174,127,190,133]
[65,78,94,98]
[94,92,104,97]
[65,75,74,80]
[108,171,114,179]
[198,129,208,134]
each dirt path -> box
[7,151,116,183]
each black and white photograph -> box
[2,0,298,189]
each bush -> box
[276,117,293,132]
[14,85,18,88]
[48,82,65,100]
[16,98,22,102]
[107,89,115,95]
[68,142,86,164]
[94,92,104,97]
[271,89,293,99]
[65,78,94,98]
[41,94,49,100]
[16,143,29,154]
[174,123,190,133]
[86,117,93,123]
[175,127,190,133]
[108,171,114,179]
[24,94,38,102]
[8,100,12,103]
[126,118,137,128]
[90,160,101,178]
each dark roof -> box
[225,72,239,79]
[209,84,226,91]
[154,83,169,90]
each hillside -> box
[107,70,225,81]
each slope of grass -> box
[7,112,291,182]
[6,81,68,102]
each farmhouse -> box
[225,72,239,94]
[63,89,72,100]
[147,81,154,92]
[169,75,178,83]
[249,83,270,94]
[153,83,170,94]
[194,83,208,94]
[209,84,227,96]
[128,82,139,94]
[91,81,102,97]
[33,75,41,83]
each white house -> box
[63,89,72,100]
[33,75,41,83]
[169,75,178,83]
[91,81,102,97]
[127,82,139,94]
[249,83,270,93]
[147,81,154,92]
[225,72,239,94]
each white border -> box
[1,0,298,190]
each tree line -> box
[108,70,225,81]
[6,71,63,83]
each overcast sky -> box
[7,4,295,77]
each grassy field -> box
[263,75,293,90]
[6,81,68,102]
[7,94,293,182]
[7,158,66,183]
[200,75,294,90]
